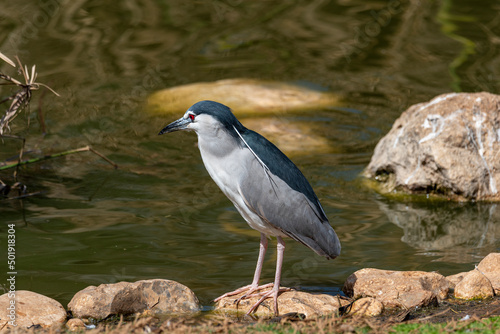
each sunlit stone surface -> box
[364,92,500,201]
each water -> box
[1,0,499,308]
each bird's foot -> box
[214,282,274,303]
[244,285,292,316]
[214,283,292,316]
[236,284,291,301]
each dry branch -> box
[0,52,118,200]
[0,53,59,135]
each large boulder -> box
[0,290,67,330]
[343,268,449,309]
[214,288,349,318]
[364,92,500,201]
[68,279,200,319]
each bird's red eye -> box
[189,114,195,121]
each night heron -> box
[159,100,341,315]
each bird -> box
[159,100,340,316]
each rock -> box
[68,279,200,319]
[446,272,468,290]
[126,280,200,315]
[343,268,449,309]
[477,253,500,272]
[477,253,500,294]
[446,253,500,295]
[68,281,129,319]
[454,269,494,300]
[147,78,340,115]
[0,290,67,330]
[364,92,500,201]
[65,318,87,331]
[214,288,348,318]
[349,297,384,317]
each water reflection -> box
[380,200,499,263]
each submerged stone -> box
[364,92,500,201]
[242,117,332,155]
[147,78,340,115]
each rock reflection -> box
[378,200,499,263]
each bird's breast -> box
[197,140,285,237]
[198,137,245,200]
[199,141,248,203]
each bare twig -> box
[415,307,451,322]
[0,146,118,171]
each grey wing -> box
[238,158,341,260]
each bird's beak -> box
[158,117,191,135]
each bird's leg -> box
[246,236,291,316]
[214,233,269,302]
[249,233,269,290]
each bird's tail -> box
[288,222,341,260]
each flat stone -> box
[68,279,200,319]
[0,290,67,330]
[343,268,449,309]
[364,92,500,201]
[349,297,384,317]
[214,288,348,318]
[454,269,494,300]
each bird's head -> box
[158,100,244,136]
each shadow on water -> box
[0,0,499,308]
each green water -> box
[1,0,499,308]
